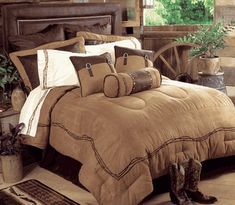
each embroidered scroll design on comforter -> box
[23,80,235,205]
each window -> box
[144,0,214,26]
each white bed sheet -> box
[19,86,51,137]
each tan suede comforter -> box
[23,79,235,205]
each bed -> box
[2,2,235,205]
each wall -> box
[215,0,235,68]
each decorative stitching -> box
[26,89,50,135]
[42,50,49,89]
[51,123,235,181]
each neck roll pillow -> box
[103,67,162,98]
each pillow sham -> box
[70,53,116,97]
[10,36,85,90]
[64,23,111,39]
[103,67,162,98]
[114,46,154,73]
[38,49,90,89]
[76,31,141,48]
[84,39,141,64]
[9,24,65,51]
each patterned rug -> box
[0,179,80,205]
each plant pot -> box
[11,86,26,112]
[198,56,220,75]
[1,154,23,183]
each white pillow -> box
[85,39,141,64]
[37,49,89,89]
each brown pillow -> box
[76,31,138,45]
[114,46,154,73]
[64,23,111,39]
[103,67,162,98]
[9,24,65,51]
[10,36,85,90]
[70,53,116,97]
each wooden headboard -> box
[1,2,122,53]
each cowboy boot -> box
[169,162,193,205]
[184,158,217,204]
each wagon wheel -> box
[153,42,198,80]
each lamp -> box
[142,0,154,9]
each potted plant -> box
[0,123,24,183]
[176,21,229,75]
[0,54,26,111]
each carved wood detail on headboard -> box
[1,2,122,53]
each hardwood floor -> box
[0,158,234,205]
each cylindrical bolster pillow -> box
[103,67,162,98]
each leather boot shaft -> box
[169,163,193,205]
[184,158,202,192]
[183,158,217,204]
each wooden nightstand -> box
[0,108,20,134]
[196,72,227,93]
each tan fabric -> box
[21,86,76,149]
[114,46,154,73]
[10,37,85,90]
[26,80,235,205]
[76,31,137,45]
[70,53,115,97]
[103,67,162,97]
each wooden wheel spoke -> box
[153,42,198,79]
[159,55,177,76]
[173,46,181,73]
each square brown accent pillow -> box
[64,23,111,39]
[70,52,116,97]
[10,36,85,90]
[103,67,162,98]
[114,46,154,73]
[8,24,65,51]
[76,31,138,45]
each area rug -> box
[0,179,80,205]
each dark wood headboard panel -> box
[2,2,122,53]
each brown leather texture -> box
[10,36,85,90]
[104,67,162,98]
[70,53,115,97]
[8,24,65,51]
[64,18,111,39]
[2,2,122,53]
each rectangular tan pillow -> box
[10,36,85,91]
[70,52,116,97]
[76,31,140,47]
[114,46,154,73]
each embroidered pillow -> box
[103,67,162,98]
[9,24,65,51]
[70,53,116,97]
[10,36,85,90]
[114,46,154,73]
